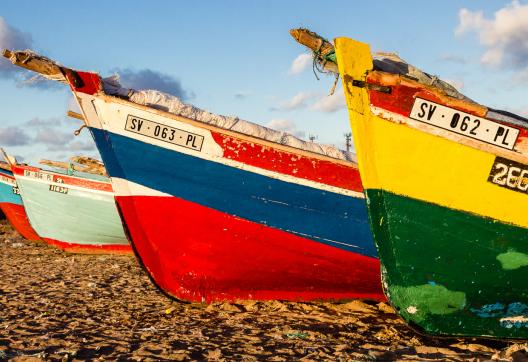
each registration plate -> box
[488,157,528,194]
[409,98,519,150]
[125,115,204,151]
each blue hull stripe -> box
[0,183,21,205]
[0,169,21,205]
[90,128,377,257]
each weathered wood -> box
[67,111,84,121]
[289,28,338,73]
[0,161,11,172]
[70,156,107,176]
[2,49,67,82]
[39,158,107,177]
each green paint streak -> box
[389,284,466,322]
[497,251,528,270]
[367,189,528,339]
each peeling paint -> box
[406,305,418,314]
[389,284,466,322]
[500,316,528,329]
[471,302,528,329]
[497,250,528,270]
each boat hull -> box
[336,37,528,338]
[0,170,41,241]
[70,80,384,302]
[13,167,130,254]
[118,195,382,302]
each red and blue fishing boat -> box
[0,160,41,241]
[3,50,383,302]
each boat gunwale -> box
[11,163,114,192]
[94,93,358,168]
[358,71,528,164]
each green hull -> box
[367,189,528,339]
[17,177,127,247]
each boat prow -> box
[335,35,528,339]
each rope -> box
[329,74,339,96]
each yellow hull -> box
[334,37,528,229]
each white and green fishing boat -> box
[9,156,131,254]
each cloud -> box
[0,17,32,77]
[456,1,528,68]
[66,140,96,152]
[24,117,62,128]
[443,78,465,90]
[310,91,346,113]
[234,91,252,100]
[266,119,306,139]
[0,126,31,146]
[0,17,60,89]
[112,68,191,100]
[273,91,314,111]
[34,127,75,151]
[439,53,467,64]
[289,53,312,75]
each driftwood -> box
[289,28,338,73]
[2,49,67,82]
[70,156,107,176]
[0,161,11,172]
[40,158,107,177]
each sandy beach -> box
[1,219,527,361]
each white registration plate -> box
[125,115,204,151]
[409,98,519,150]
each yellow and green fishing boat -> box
[292,29,528,339]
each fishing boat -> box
[2,49,384,302]
[7,155,131,254]
[293,28,528,338]
[0,160,41,241]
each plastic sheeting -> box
[373,52,471,102]
[103,77,356,162]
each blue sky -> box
[0,1,526,163]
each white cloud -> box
[274,91,314,111]
[443,78,465,90]
[266,119,306,139]
[310,91,346,113]
[456,1,528,68]
[439,53,467,64]
[289,53,312,75]
[67,140,96,152]
[34,127,75,151]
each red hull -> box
[42,237,133,255]
[0,202,41,241]
[117,195,384,303]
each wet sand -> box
[1,220,527,361]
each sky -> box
[0,0,527,163]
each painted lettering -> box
[494,127,505,143]
[426,105,437,121]
[417,102,427,118]
[186,134,194,146]
[489,157,528,195]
